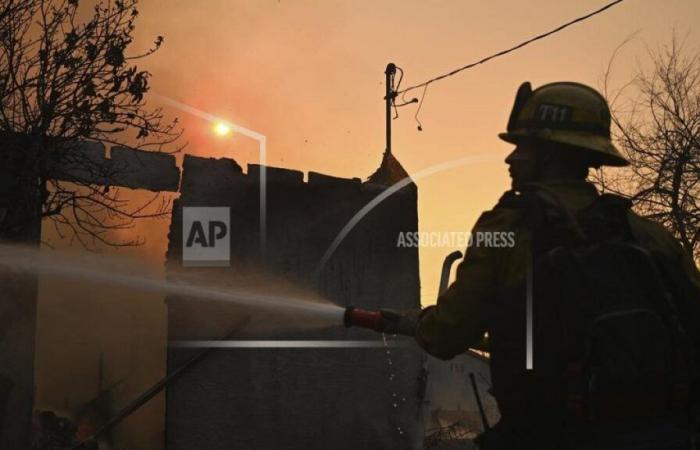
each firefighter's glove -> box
[378,309,419,337]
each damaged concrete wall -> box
[47,141,180,192]
[165,154,423,450]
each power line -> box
[395,0,626,97]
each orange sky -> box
[126,0,698,304]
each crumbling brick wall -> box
[165,154,423,450]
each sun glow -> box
[213,121,232,137]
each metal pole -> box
[385,63,396,155]
[73,319,250,449]
[469,372,490,431]
[438,251,463,297]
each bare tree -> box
[0,0,182,247]
[599,33,700,261]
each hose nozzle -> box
[343,306,417,337]
[344,306,383,331]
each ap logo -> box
[182,207,230,266]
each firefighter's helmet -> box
[499,81,629,167]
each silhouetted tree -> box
[599,33,700,261]
[0,0,181,247]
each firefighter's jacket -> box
[415,180,700,360]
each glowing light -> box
[213,121,232,137]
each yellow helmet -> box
[499,81,629,167]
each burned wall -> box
[0,133,179,449]
[165,154,423,450]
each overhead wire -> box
[414,84,428,131]
[395,0,626,97]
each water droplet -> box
[392,403,397,408]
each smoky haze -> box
[6,243,342,448]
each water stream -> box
[0,244,344,324]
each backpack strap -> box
[500,184,588,254]
[576,193,634,244]
[495,187,635,250]
[495,187,585,238]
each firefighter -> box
[361,82,700,449]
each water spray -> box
[0,244,344,324]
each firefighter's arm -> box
[415,209,517,360]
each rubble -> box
[31,411,99,450]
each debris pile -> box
[424,422,478,450]
[31,411,99,450]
